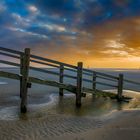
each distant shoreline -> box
[0,67,140,70]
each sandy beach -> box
[49,110,140,140]
[0,88,140,140]
[0,108,140,140]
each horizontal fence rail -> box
[30,66,60,76]
[1,46,140,113]
[95,81,118,88]
[0,52,20,59]
[30,59,59,68]
[0,60,20,67]
[30,54,78,70]
[0,47,125,91]
[83,68,119,80]
[124,79,140,85]
[0,46,119,80]
[0,46,23,55]
[96,75,118,82]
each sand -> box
[0,109,140,140]
[0,88,140,140]
[50,110,140,140]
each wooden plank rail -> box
[0,71,80,94]
[96,75,118,82]
[65,67,92,76]
[0,71,20,80]
[0,60,20,67]
[83,68,118,80]
[0,46,119,79]
[30,54,78,70]
[0,60,59,75]
[124,79,140,85]
[0,71,88,100]
[0,46,77,69]
[64,74,77,79]
[30,59,59,68]
[30,66,59,76]
[95,81,118,88]
[0,46,23,55]
[28,77,77,93]
[1,47,140,113]
[0,52,20,59]
[64,67,77,72]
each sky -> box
[0,0,140,68]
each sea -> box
[0,67,140,92]
[0,67,140,120]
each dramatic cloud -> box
[0,0,140,68]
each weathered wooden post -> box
[117,73,123,101]
[20,54,24,98]
[92,72,96,92]
[59,64,64,96]
[20,48,30,113]
[76,62,83,107]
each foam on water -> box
[28,94,57,109]
[0,94,57,120]
[123,90,140,94]
[0,106,19,120]
[0,90,139,121]
[104,89,140,95]
[0,81,8,85]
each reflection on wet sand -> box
[0,90,140,140]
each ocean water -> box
[0,67,140,118]
[0,67,140,92]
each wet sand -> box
[0,109,140,140]
[0,89,140,140]
[51,110,140,140]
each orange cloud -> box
[30,16,140,68]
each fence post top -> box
[93,71,96,75]
[77,62,83,66]
[60,64,64,67]
[119,73,123,76]
[24,48,30,52]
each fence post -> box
[20,48,30,113]
[59,64,64,96]
[76,62,83,107]
[92,72,96,92]
[20,54,24,98]
[117,73,123,101]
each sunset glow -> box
[0,0,140,68]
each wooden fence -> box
[0,47,140,113]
